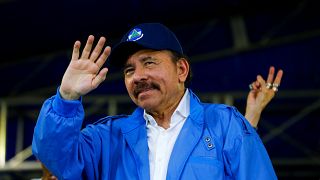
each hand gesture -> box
[245,66,283,128]
[60,35,111,100]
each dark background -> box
[0,0,320,179]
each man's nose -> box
[133,66,148,82]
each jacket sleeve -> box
[222,106,277,180]
[32,88,104,179]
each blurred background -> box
[0,0,320,179]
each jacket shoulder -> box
[82,114,130,136]
[93,114,129,125]
[202,103,236,116]
[201,103,254,134]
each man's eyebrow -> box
[123,56,155,69]
[123,63,132,70]
[122,61,136,71]
[142,56,158,62]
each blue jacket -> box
[32,89,277,180]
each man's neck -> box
[147,90,186,129]
[147,110,175,129]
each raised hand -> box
[245,66,283,128]
[60,35,111,100]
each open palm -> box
[60,35,111,100]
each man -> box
[32,23,282,179]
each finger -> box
[254,80,261,89]
[257,75,276,100]
[96,46,111,68]
[81,35,95,59]
[256,75,266,85]
[71,41,81,60]
[89,37,106,61]
[266,66,275,83]
[250,81,260,90]
[92,68,108,88]
[273,69,283,85]
[257,75,269,91]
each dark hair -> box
[169,51,192,87]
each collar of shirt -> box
[143,89,190,128]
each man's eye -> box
[145,61,154,66]
[124,68,134,75]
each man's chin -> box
[137,100,158,111]
[131,90,160,109]
[136,89,156,99]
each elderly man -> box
[32,23,282,179]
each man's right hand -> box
[60,35,111,100]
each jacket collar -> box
[187,89,204,125]
[167,89,205,179]
[120,107,145,134]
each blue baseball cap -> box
[108,23,183,68]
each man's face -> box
[124,49,188,112]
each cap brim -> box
[108,42,145,69]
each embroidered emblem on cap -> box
[127,28,144,41]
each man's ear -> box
[176,58,189,83]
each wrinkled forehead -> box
[126,49,174,64]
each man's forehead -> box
[125,53,154,67]
[130,49,158,57]
[125,49,167,64]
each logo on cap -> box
[127,28,144,41]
